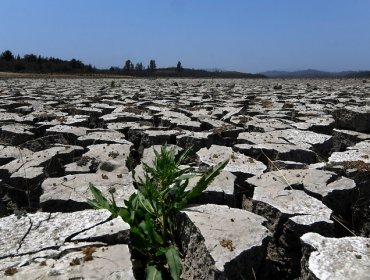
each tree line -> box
[0,50,95,74]
[117,59,183,76]
[0,50,184,76]
[0,49,264,78]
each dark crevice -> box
[65,215,112,242]
[16,215,33,254]
[0,245,60,261]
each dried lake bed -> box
[0,78,369,279]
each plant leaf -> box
[88,183,119,216]
[118,208,130,223]
[137,192,156,215]
[183,159,229,205]
[130,227,150,250]
[88,183,109,207]
[165,246,181,280]
[145,264,163,280]
[176,173,197,181]
[176,145,192,166]
[145,214,164,245]
[86,198,102,209]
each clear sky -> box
[1,0,369,73]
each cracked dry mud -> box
[0,78,369,279]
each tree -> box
[1,50,14,61]
[176,61,183,73]
[70,58,84,70]
[14,61,25,71]
[123,59,132,72]
[24,54,37,62]
[148,59,156,72]
[87,64,94,73]
[135,62,144,71]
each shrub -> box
[88,145,228,279]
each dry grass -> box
[219,239,235,251]
[260,98,273,108]
[342,161,370,171]
[125,106,143,115]
[238,115,252,124]
[4,267,17,276]
[282,102,294,109]
[82,247,96,262]
[138,121,153,127]
[252,96,262,102]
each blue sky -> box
[1,0,369,73]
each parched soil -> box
[0,78,369,279]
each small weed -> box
[260,98,273,108]
[138,121,153,127]
[4,267,17,276]
[252,96,262,102]
[342,161,370,171]
[108,151,119,159]
[247,158,255,163]
[220,239,235,251]
[70,258,81,266]
[82,247,96,262]
[230,153,238,160]
[125,106,143,115]
[88,145,228,279]
[77,156,91,166]
[56,116,67,123]
[282,102,294,109]
[238,115,252,124]
[212,127,224,135]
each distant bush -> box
[0,50,14,61]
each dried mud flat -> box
[0,78,369,279]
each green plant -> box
[110,80,115,88]
[88,145,228,279]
